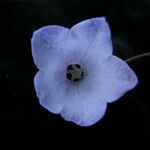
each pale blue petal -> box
[61,95,107,126]
[70,17,113,58]
[34,60,67,114]
[31,25,69,69]
[60,74,108,126]
[99,56,138,103]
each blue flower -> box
[31,17,138,126]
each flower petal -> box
[31,25,69,69]
[31,17,112,70]
[100,56,138,103]
[61,96,107,126]
[34,59,67,114]
[60,77,107,126]
[70,17,113,58]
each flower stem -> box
[125,52,150,63]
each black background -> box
[0,0,150,145]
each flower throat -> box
[66,64,84,82]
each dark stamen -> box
[81,71,84,77]
[66,64,84,82]
[76,64,81,69]
[73,78,80,82]
[66,73,72,80]
[67,65,73,70]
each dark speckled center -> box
[66,64,84,82]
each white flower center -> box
[66,64,84,82]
